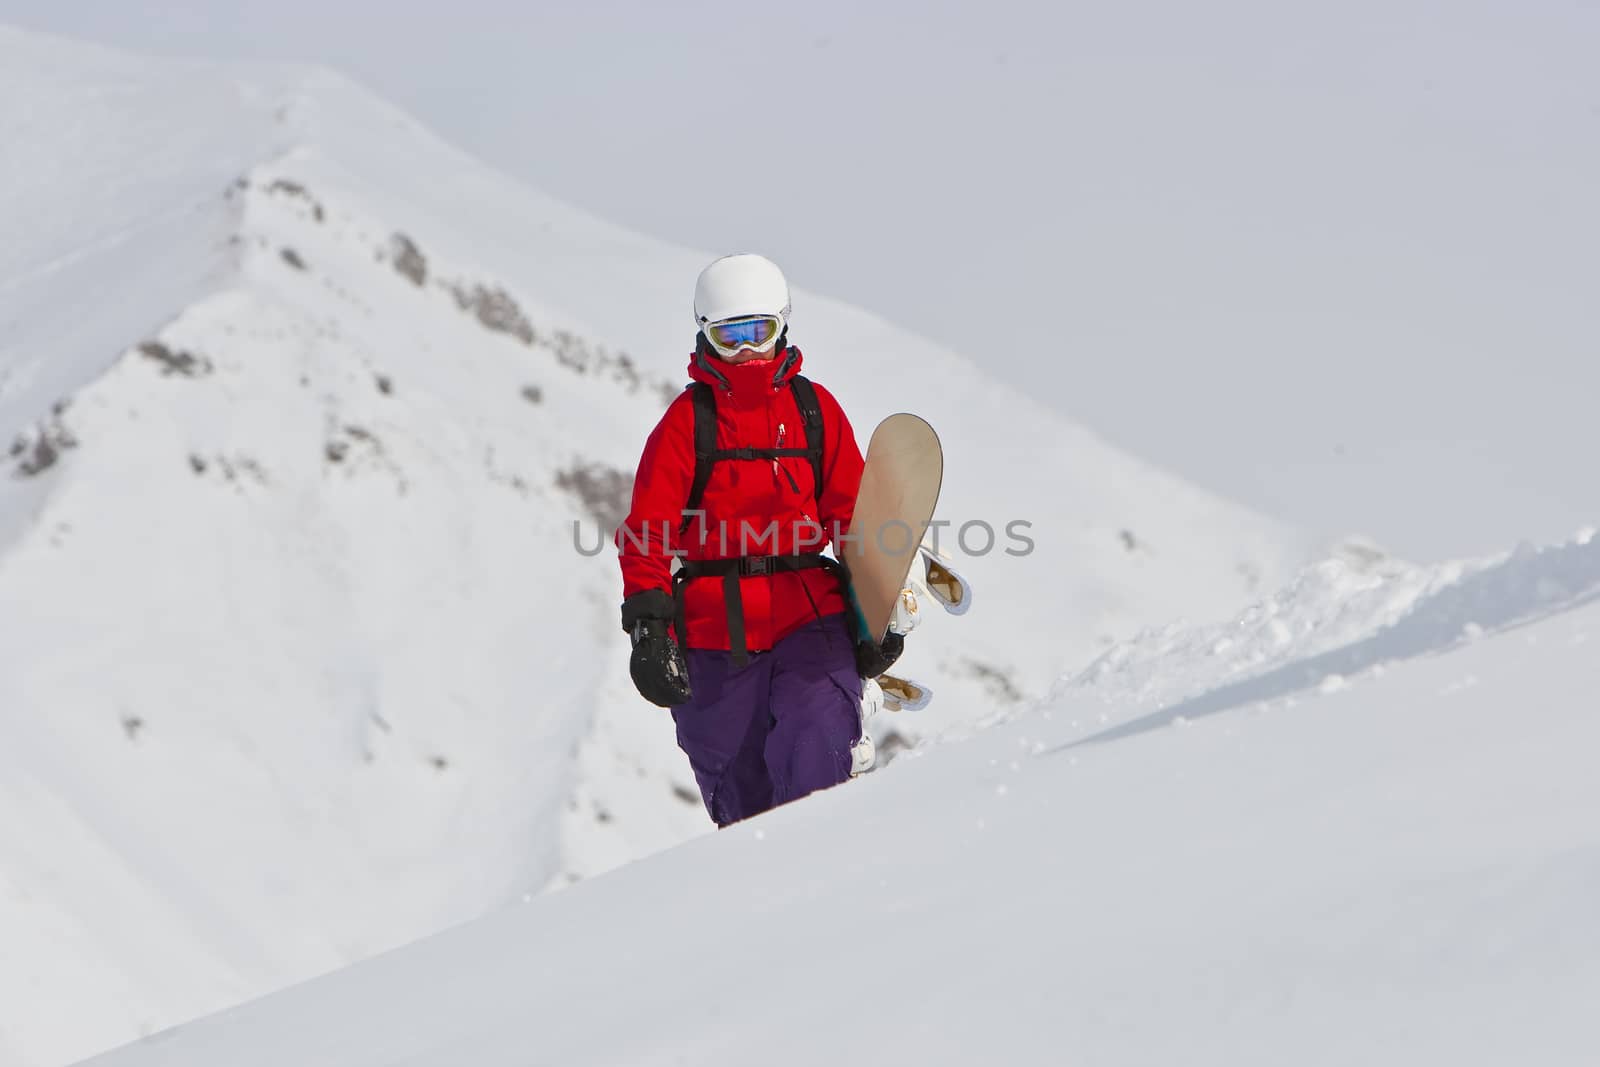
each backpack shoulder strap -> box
[680,382,719,532]
[788,374,826,499]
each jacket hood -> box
[686,337,805,402]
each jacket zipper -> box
[773,423,799,494]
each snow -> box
[16,3,1594,556]
[0,26,1325,1067]
[78,531,1600,1067]
[2,22,1594,1067]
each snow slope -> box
[82,530,1600,1066]
[0,25,1320,1067]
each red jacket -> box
[616,345,865,651]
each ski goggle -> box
[704,315,782,356]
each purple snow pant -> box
[672,613,863,827]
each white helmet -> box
[693,253,791,330]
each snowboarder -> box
[614,253,895,826]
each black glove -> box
[621,590,692,707]
[854,630,905,679]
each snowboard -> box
[840,413,943,644]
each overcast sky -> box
[4,1,1597,559]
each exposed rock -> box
[265,178,326,222]
[11,408,79,478]
[137,340,213,378]
[390,233,427,286]
[452,282,535,345]
[555,460,633,533]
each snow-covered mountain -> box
[0,25,1322,1067]
[82,530,1600,1067]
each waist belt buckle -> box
[743,556,770,577]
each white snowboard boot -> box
[850,677,884,776]
[915,540,972,616]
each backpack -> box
[678,374,826,535]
